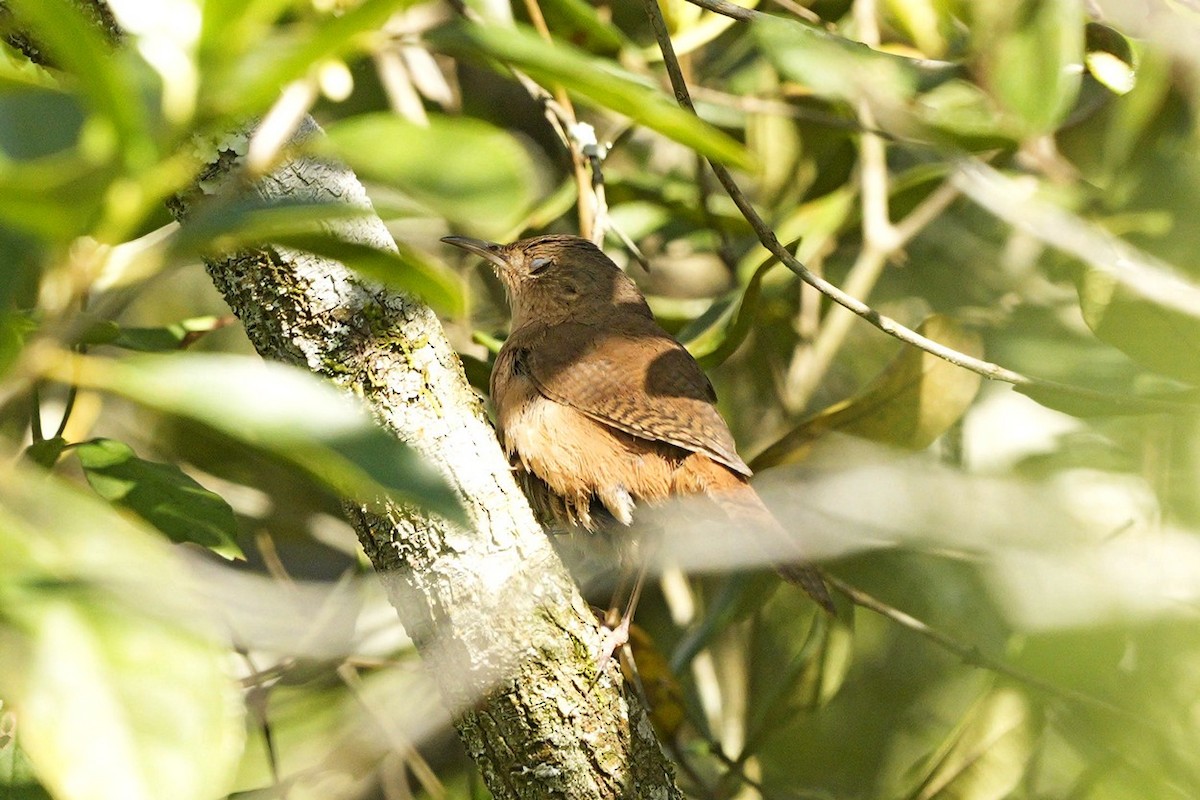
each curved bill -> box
[441,236,508,270]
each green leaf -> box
[59,353,465,525]
[106,317,231,352]
[273,234,466,318]
[427,21,753,170]
[0,154,111,240]
[322,113,537,240]
[206,0,421,118]
[537,0,631,54]
[755,16,922,114]
[1076,265,1200,384]
[744,589,854,754]
[904,687,1034,800]
[971,0,1085,135]
[0,468,244,800]
[5,0,157,168]
[753,316,984,469]
[75,438,244,560]
[169,195,372,258]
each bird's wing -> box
[517,321,752,476]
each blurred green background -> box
[2,0,1200,798]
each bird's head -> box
[442,234,650,328]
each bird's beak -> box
[441,236,509,271]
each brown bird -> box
[442,234,832,613]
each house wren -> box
[442,234,831,610]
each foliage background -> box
[1,0,1199,798]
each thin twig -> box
[638,0,1196,413]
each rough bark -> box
[168,122,682,798]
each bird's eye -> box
[529,256,554,275]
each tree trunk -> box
[171,123,682,797]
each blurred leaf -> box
[427,21,753,170]
[755,17,926,119]
[753,316,984,469]
[0,154,111,240]
[169,195,371,257]
[1077,264,1200,384]
[55,353,465,525]
[537,0,631,54]
[171,194,465,315]
[22,437,67,469]
[206,0,420,118]
[274,234,465,317]
[323,113,537,240]
[886,0,948,56]
[971,0,1084,135]
[904,687,1034,800]
[0,89,85,160]
[0,467,244,800]
[915,79,1019,146]
[75,438,244,560]
[5,0,157,167]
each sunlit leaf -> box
[0,467,244,800]
[753,316,984,469]
[75,438,244,560]
[323,113,537,240]
[53,353,465,525]
[427,21,753,169]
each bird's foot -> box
[594,615,632,672]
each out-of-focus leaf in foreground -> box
[0,467,244,800]
[52,353,465,524]
[171,196,465,317]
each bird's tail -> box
[710,482,835,613]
